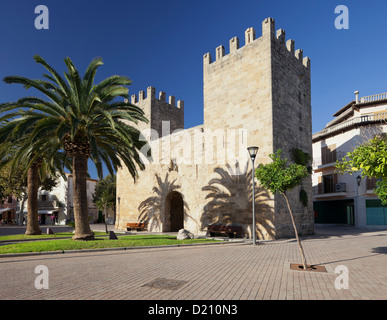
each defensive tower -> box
[116,17,314,239]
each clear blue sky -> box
[1,0,387,179]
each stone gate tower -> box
[116,17,314,239]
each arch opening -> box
[164,191,184,232]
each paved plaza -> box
[0,224,386,301]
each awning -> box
[38,210,56,215]
[22,210,58,215]
[0,208,13,214]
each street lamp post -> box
[116,197,121,227]
[247,146,259,245]
[356,175,361,227]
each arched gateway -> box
[164,191,184,232]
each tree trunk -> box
[72,153,94,240]
[282,192,308,269]
[25,166,42,235]
[104,206,108,234]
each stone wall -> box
[116,124,275,239]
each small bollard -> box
[46,228,54,234]
[109,231,118,240]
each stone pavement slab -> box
[0,225,386,301]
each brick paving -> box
[0,225,386,300]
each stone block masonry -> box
[128,86,184,139]
[116,17,314,240]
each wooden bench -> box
[207,224,243,238]
[126,222,145,231]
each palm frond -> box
[1,55,149,181]
[83,57,104,94]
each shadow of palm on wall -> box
[201,162,275,239]
[138,173,191,231]
[137,162,275,238]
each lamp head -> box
[247,146,259,160]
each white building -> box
[37,173,99,225]
[312,91,387,228]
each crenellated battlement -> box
[203,17,310,69]
[130,86,184,109]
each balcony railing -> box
[360,92,387,104]
[313,182,347,196]
[313,112,387,140]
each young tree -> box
[0,158,26,201]
[0,55,149,240]
[255,149,310,269]
[336,134,387,204]
[93,174,116,233]
[0,157,25,224]
[95,189,113,234]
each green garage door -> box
[313,200,353,224]
[366,200,387,225]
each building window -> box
[7,196,12,204]
[321,145,336,164]
[366,176,382,190]
[41,195,47,201]
[321,144,337,165]
[323,174,338,194]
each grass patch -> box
[0,235,220,255]
[0,232,106,241]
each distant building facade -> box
[0,196,17,224]
[312,91,387,228]
[35,173,98,225]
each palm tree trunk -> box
[25,166,42,235]
[282,192,308,269]
[72,153,94,240]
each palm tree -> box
[0,130,70,235]
[0,55,149,240]
[24,157,62,235]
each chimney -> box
[354,90,359,104]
